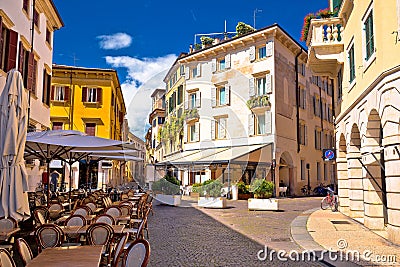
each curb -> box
[290,208,360,267]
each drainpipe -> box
[295,48,303,153]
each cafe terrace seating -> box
[16,238,33,266]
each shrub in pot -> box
[152,175,180,195]
[237,181,252,200]
[250,179,274,199]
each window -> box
[189,123,198,142]
[152,119,156,127]
[256,77,267,96]
[348,44,356,83]
[33,9,39,28]
[85,123,96,136]
[191,66,197,78]
[298,62,306,76]
[46,27,52,44]
[215,117,227,139]
[23,0,29,13]
[18,46,37,94]
[299,87,306,109]
[299,122,307,145]
[317,162,321,181]
[217,86,226,106]
[256,114,266,135]
[177,86,183,105]
[82,87,102,103]
[53,86,68,101]
[315,128,322,150]
[364,11,374,61]
[257,46,266,59]
[52,122,63,130]
[42,70,51,106]
[158,117,165,125]
[313,96,321,117]
[218,58,225,71]
[189,93,196,109]
[0,20,18,72]
[300,160,305,180]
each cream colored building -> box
[306,0,400,243]
[0,0,63,191]
[157,24,335,195]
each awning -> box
[157,143,273,166]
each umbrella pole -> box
[47,160,50,206]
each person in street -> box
[50,171,60,192]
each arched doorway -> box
[348,124,364,219]
[337,133,350,215]
[278,152,294,196]
[363,109,387,229]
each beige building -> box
[127,131,145,185]
[306,0,400,243]
[157,24,335,195]
[0,0,63,191]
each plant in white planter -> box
[197,180,227,208]
[248,179,279,210]
[152,175,181,206]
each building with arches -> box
[306,0,400,243]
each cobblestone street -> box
[147,197,322,266]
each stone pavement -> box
[291,208,400,266]
[147,197,323,266]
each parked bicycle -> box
[321,187,338,211]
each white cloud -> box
[97,33,132,50]
[104,54,177,139]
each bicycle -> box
[320,187,338,211]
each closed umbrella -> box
[0,69,30,221]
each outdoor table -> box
[0,227,20,241]
[115,215,131,224]
[56,215,96,225]
[59,226,82,235]
[26,245,104,267]
[78,224,125,235]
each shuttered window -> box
[364,12,374,60]
[52,86,70,101]
[85,123,96,136]
[33,9,39,28]
[42,70,51,106]
[218,58,225,71]
[23,0,29,13]
[348,44,355,83]
[258,46,266,59]
[82,87,102,103]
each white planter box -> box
[248,198,279,210]
[155,194,181,206]
[198,197,227,208]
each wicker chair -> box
[35,224,64,252]
[86,202,97,214]
[15,238,33,266]
[86,222,114,246]
[0,248,16,267]
[110,233,129,267]
[65,215,86,242]
[72,207,90,217]
[33,207,49,227]
[48,203,64,220]
[105,206,122,219]
[94,214,115,225]
[120,239,150,267]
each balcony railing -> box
[306,17,344,77]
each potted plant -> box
[300,13,316,42]
[197,180,227,208]
[190,182,202,198]
[152,175,181,206]
[248,179,279,210]
[200,36,214,48]
[237,181,252,200]
[236,22,255,36]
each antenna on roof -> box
[253,8,263,29]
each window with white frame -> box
[214,117,227,139]
[216,86,227,106]
[54,86,66,101]
[189,93,196,109]
[87,88,97,102]
[256,76,267,96]
[192,66,198,78]
[218,58,225,71]
[257,46,266,59]
[256,114,266,135]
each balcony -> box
[306,17,344,77]
[247,95,270,110]
[183,108,199,121]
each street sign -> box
[323,149,336,161]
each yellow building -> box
[306,0,400,243]
[50,64,126,189]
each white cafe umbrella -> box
[0,69,30,221]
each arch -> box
[347,124,364,219]
[278,151,294,196]
[337,133,350,214]
[363,109,387,229]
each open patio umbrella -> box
[0,69,30,221]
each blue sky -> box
[52,0,328,138]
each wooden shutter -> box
[183,122,187,143]
[194,122,200,142]
[220,118,226,138]
[248,114,254,136]
[50,85,55,100]
[211,120,215,140]
[185,66,190,80]
[18,42,24,73]
[266,41,273,57]
[7,30,18,71]
[197,63,201,77]
[249,46,255,62]
[64,86,70,101]
[0,17,3,68]
[82,87,87,102]
[225,84,230,105]
[211,59,217,72]
[119,111,124,124]
[211,87,216,107]
[32,58,37,93]
[266,73,272,94]
[225,54,231,69]
[27,52,34,92]
[195,91,201,108]
[249,78,255,97]
[265,110,272,134]
[97,88,102,103]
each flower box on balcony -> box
[246,95,270,109]
[183,109,199,121]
